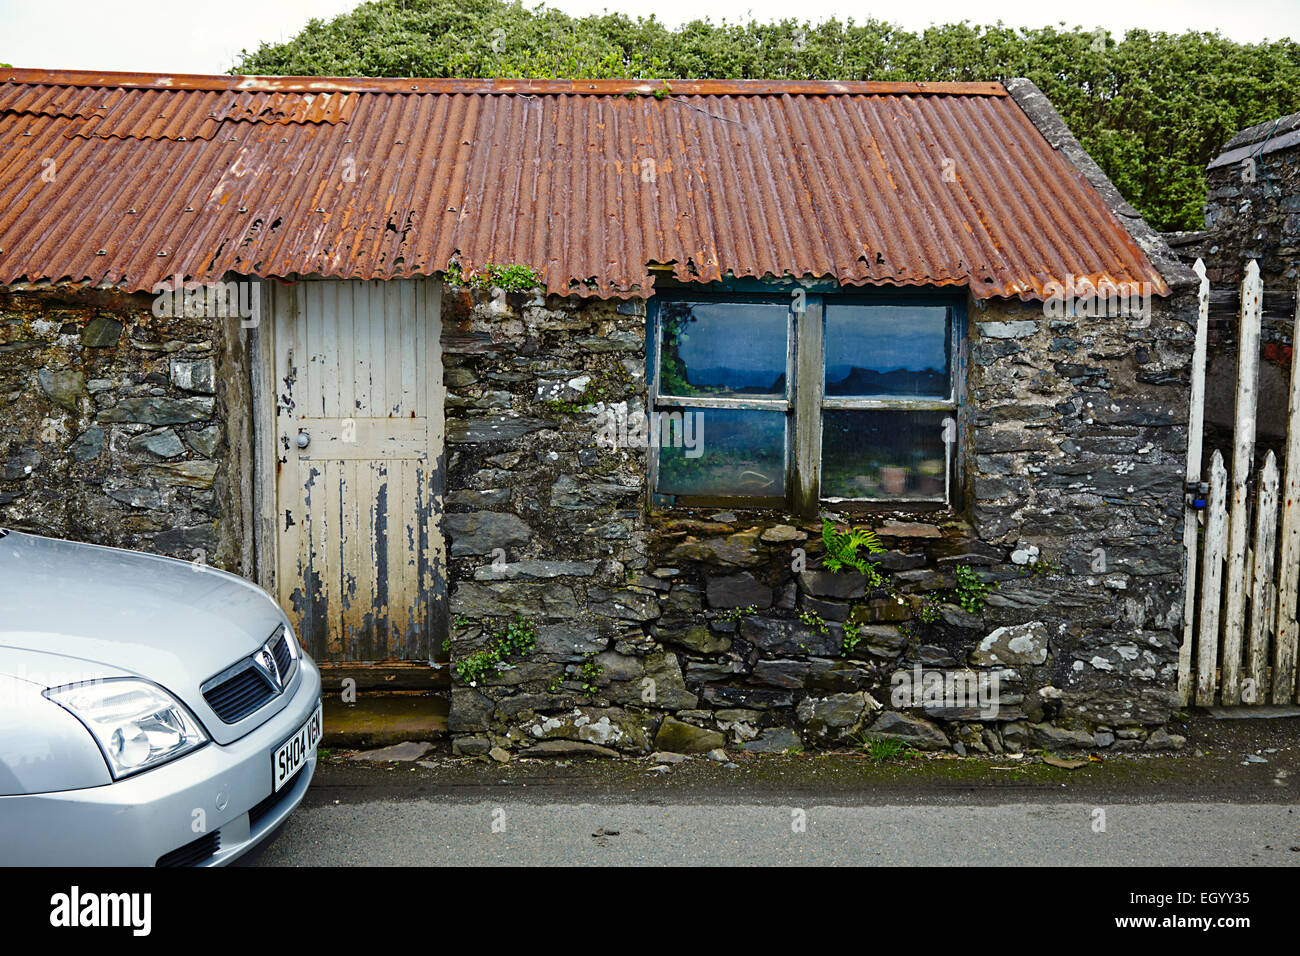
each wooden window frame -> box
[647,283,965,517]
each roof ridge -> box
[2,69,1006,97]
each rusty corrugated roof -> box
[0,84,358,140]
[0,68,1168,299]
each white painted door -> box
[272,278,446,662]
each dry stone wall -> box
[0,285,249,573]
[441,284,1196,757]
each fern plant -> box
[821,517,886,587]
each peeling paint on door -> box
[272,278,446,662]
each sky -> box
[0,0,1296,75]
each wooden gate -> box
[1181,259,1300,705]
[265,278,447,664]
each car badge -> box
[255,647,281,690]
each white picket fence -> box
[1180,258,1300,706]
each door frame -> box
[248,275,448,664]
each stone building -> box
[1166,110,1300,455]
[0,69,1197,756]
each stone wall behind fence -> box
[1201,142,1300,294]
[0,285,251,574]
[1166,142,1300,455]
[443,282,1197,757]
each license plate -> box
[272,700,322,792]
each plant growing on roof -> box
[444,259,542,292]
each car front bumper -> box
[0,656,322,866]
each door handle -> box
[296,431,310,449]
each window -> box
[648,287,961,513]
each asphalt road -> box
[240,715,1300,866]
[247,799,1300,866]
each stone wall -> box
[443,283,1196,756]
[0,285,250,573]
[441,285,654,755]
[1166,140,1300,452]
[2,277,1194,755]
[1201,142,1300,294]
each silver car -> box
[0,529,322,866]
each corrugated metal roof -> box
[0,68,1168,300]
[0,83,357,140]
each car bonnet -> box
[0,532,291,740]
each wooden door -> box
[271,278,446,662]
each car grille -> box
[157,831,220,867]
[203,664,277,723]
[271,630,292,676]
[201,626,297,724]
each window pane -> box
[656,408,785,498]
[824,304,950,397]
[658,300,788,398]
[821,409,949,500]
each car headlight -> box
[45,679,208,779]
[282,622,307,663]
